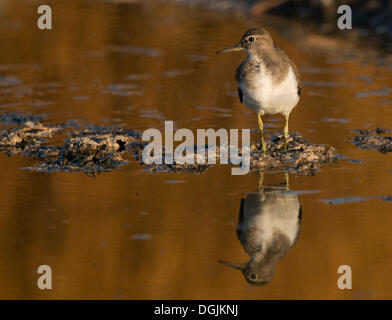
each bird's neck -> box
[248,44,277,62]
[247,46,289,84]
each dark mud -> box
[24,127,140,175]
[132,132,338,174]
[0,116,140,176]
[0,113,338,175]
[132,141,212,174]
[0,121,61,156]
[249,133,337,174]
[352,128,392,153]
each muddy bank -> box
[0,121,61,155]
[249,133,337,173]
[0,116,140,175]
[352,128,392,153]
[24,127,140,175]
[0,113,338,175]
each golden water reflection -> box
[219,174,302,286]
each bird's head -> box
[218,257,275,285]
[216,28,273,56]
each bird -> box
[218,173,302,285]
[216,28,301,152]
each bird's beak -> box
[216,42,242,54]
[218,259,244,270]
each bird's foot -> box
[261,142,267,153]
[283,133,291,152]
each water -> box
[0,0,391,299]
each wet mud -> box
[352,128,392,153]
[0,121,61,155]
[0,113,339,175]
[24,127,140,175]
[249,133,338,174]
[132,132,338,174]
[0,114,140,175]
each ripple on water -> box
[101,83,142,96]
[125,74,151,80]
[299,67,344,74]
[131,234,151,240]
[0,75,22,87]
[319,195,392,205]
[301,80,354,87]
[195,105,232,113]
[73,96,89,101]
[164,70,192,77]
[138,109,164,120]
[323,118,349,123]
[108,45,161,57]
[355,88,392,98]
[0,112,45,125]
[165,180,186,184]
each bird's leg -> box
[284,114,289,151]
[285,172,289,190]
[257,114,267,153]
[257,172,264,191]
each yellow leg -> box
[258,172,264,191]
[257,114,267,153]
[285,172,289,190]
[284,115,289,151]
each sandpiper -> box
[218,173,302,285]
[217,28,301,152]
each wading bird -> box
[217,28,301,152]
[218,174,302,285]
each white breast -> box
[243,192,301,251]
[239,66,299,116]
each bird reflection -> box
[219,173,302,285]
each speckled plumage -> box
[234,28,301,116]
[235,46,301,94]
[216,27,301,151]
[235,189,302,285]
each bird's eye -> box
[250,274,257,280]
[248,37,255,42]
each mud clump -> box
[69,126,140,152]
[353,128,392,153]
[24,127,140,175]
[0,112,338,175]
[24,144,128,175]
[0,113,141,175]
[0,121,60,155]
[131,141,211,173]
[131,132,338,174]
[250,133,338,173]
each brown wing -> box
[276,46,302,96]
[236,198,245,242]
[237,88,243,103]
[235,65,244,103]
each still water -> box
[0,0,391,299]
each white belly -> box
[239,67,299,116]
[243,192,301,250]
